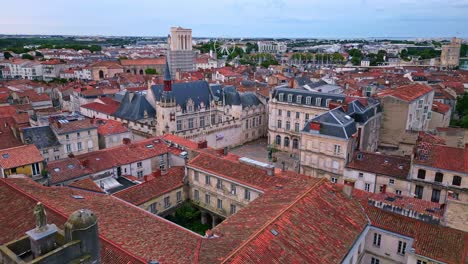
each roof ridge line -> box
[1,179,147,263]
[220,177,327,263]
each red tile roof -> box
[68,177,105,193]
[47,158,89,185]
[120,58,165,66]
[1,178,200,263]
[188,153,294,191]
[200,179,369,264]
[414,137,467,173]
[51,118,98,134]
[379,83,434,102]
[96,119,129,136]
[113,167,185,205]
[81,102,119,115]
[346,151,411,179]
[365,206,467,264]
[0,144,43,169]
[432,101,451,114]
[0,117,24,150]
[162,134,200,150]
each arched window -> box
[284,137,290,147]
[139,69,144,75]
[275,135,281,145]
[98,70,104,79]
[293,138,299,149]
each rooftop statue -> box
[34,202,48,232]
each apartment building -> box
[344,151,412,195]
[50,118,99,157]
[378,83,434,152]
[411,134,467,204]
[269,88,346,154]
[300,107,357,181]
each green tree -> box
[456,92,468,117]
[145,68,157,74]
[21,54,34,60]
[35,51,43,57]
[3,52,12,60]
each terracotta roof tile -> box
[379,83,433,102]
[0,144,43,169]
[113,167,185,205]
[51,118,98,134]
[96,119,129,136]
[68,177,105,193]
[81,102,119,115]
[346,151,411,179]
[432,101,451,114]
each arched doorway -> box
[293,138,299,149]
[139,69,144,75]
[98,70,104,79]
[275,135,281,145]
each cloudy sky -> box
[1,0,467,38]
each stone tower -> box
[167,26,195,79]
[156,60,177,135]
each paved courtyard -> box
[230,138,300,172]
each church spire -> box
[163,59,172,92]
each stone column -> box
[211,214,217,228]
[201,211,208,225]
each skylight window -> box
[2,154,9,159]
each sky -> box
[1,0,468,38]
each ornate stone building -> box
[167,27,196,78]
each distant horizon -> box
[1,0,467,39]
[0,34,465,41]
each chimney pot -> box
[343,180,355,198]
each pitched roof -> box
[51,119,98,134]
[413,139,467,173]
[303,107,357,139]
[432,101,451,114]
[81,102,119,115]
[113,167,185,205]
[96,119,129,136]
[188,153,293,191]
[47,158,89,184]
[150,81,211,112]
[199,178,369,264]
[365,206,467,264]
[21,126,60,149]
[113,92,155,121]
[379,83,433,102]
[68,177,105,193]
[120,58,165,66]
[162,134,200,150]
[0,144,44,169]
[0,178,199,263]
[346,151,411,179]
[0,117,24,150]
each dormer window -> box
[306,96,311,105]
[278,93,284,101]
[296,95,302,104]
[287,94,293,103]
[316,98,322,106]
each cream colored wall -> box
[300,133,354,180]
[428,109,451,130]
[141,187,185,215]
[268,100,328,152]
[380,97,409,147]
[57,128,99,156]
[376,175,412,196]
[187,167,261,217]
[363,228,412,264]
[410,164,467,203]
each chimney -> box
[223,147,228,156]
[381,184,387,194]
[122,138,131,145]
[343,180,355,198]
[90,118,95,124]
[281,161,286,172]
[197,140,207,149]
[80,159,89,168]
[309,121,321,131]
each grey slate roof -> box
[346,98,381,124]
[240,93,262,108]
[114,92,155,121]
[22,126,60,149]
[272,87,345,108]
[295,76,312,86]
[150,81,211,111]
[303,107,357,139]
